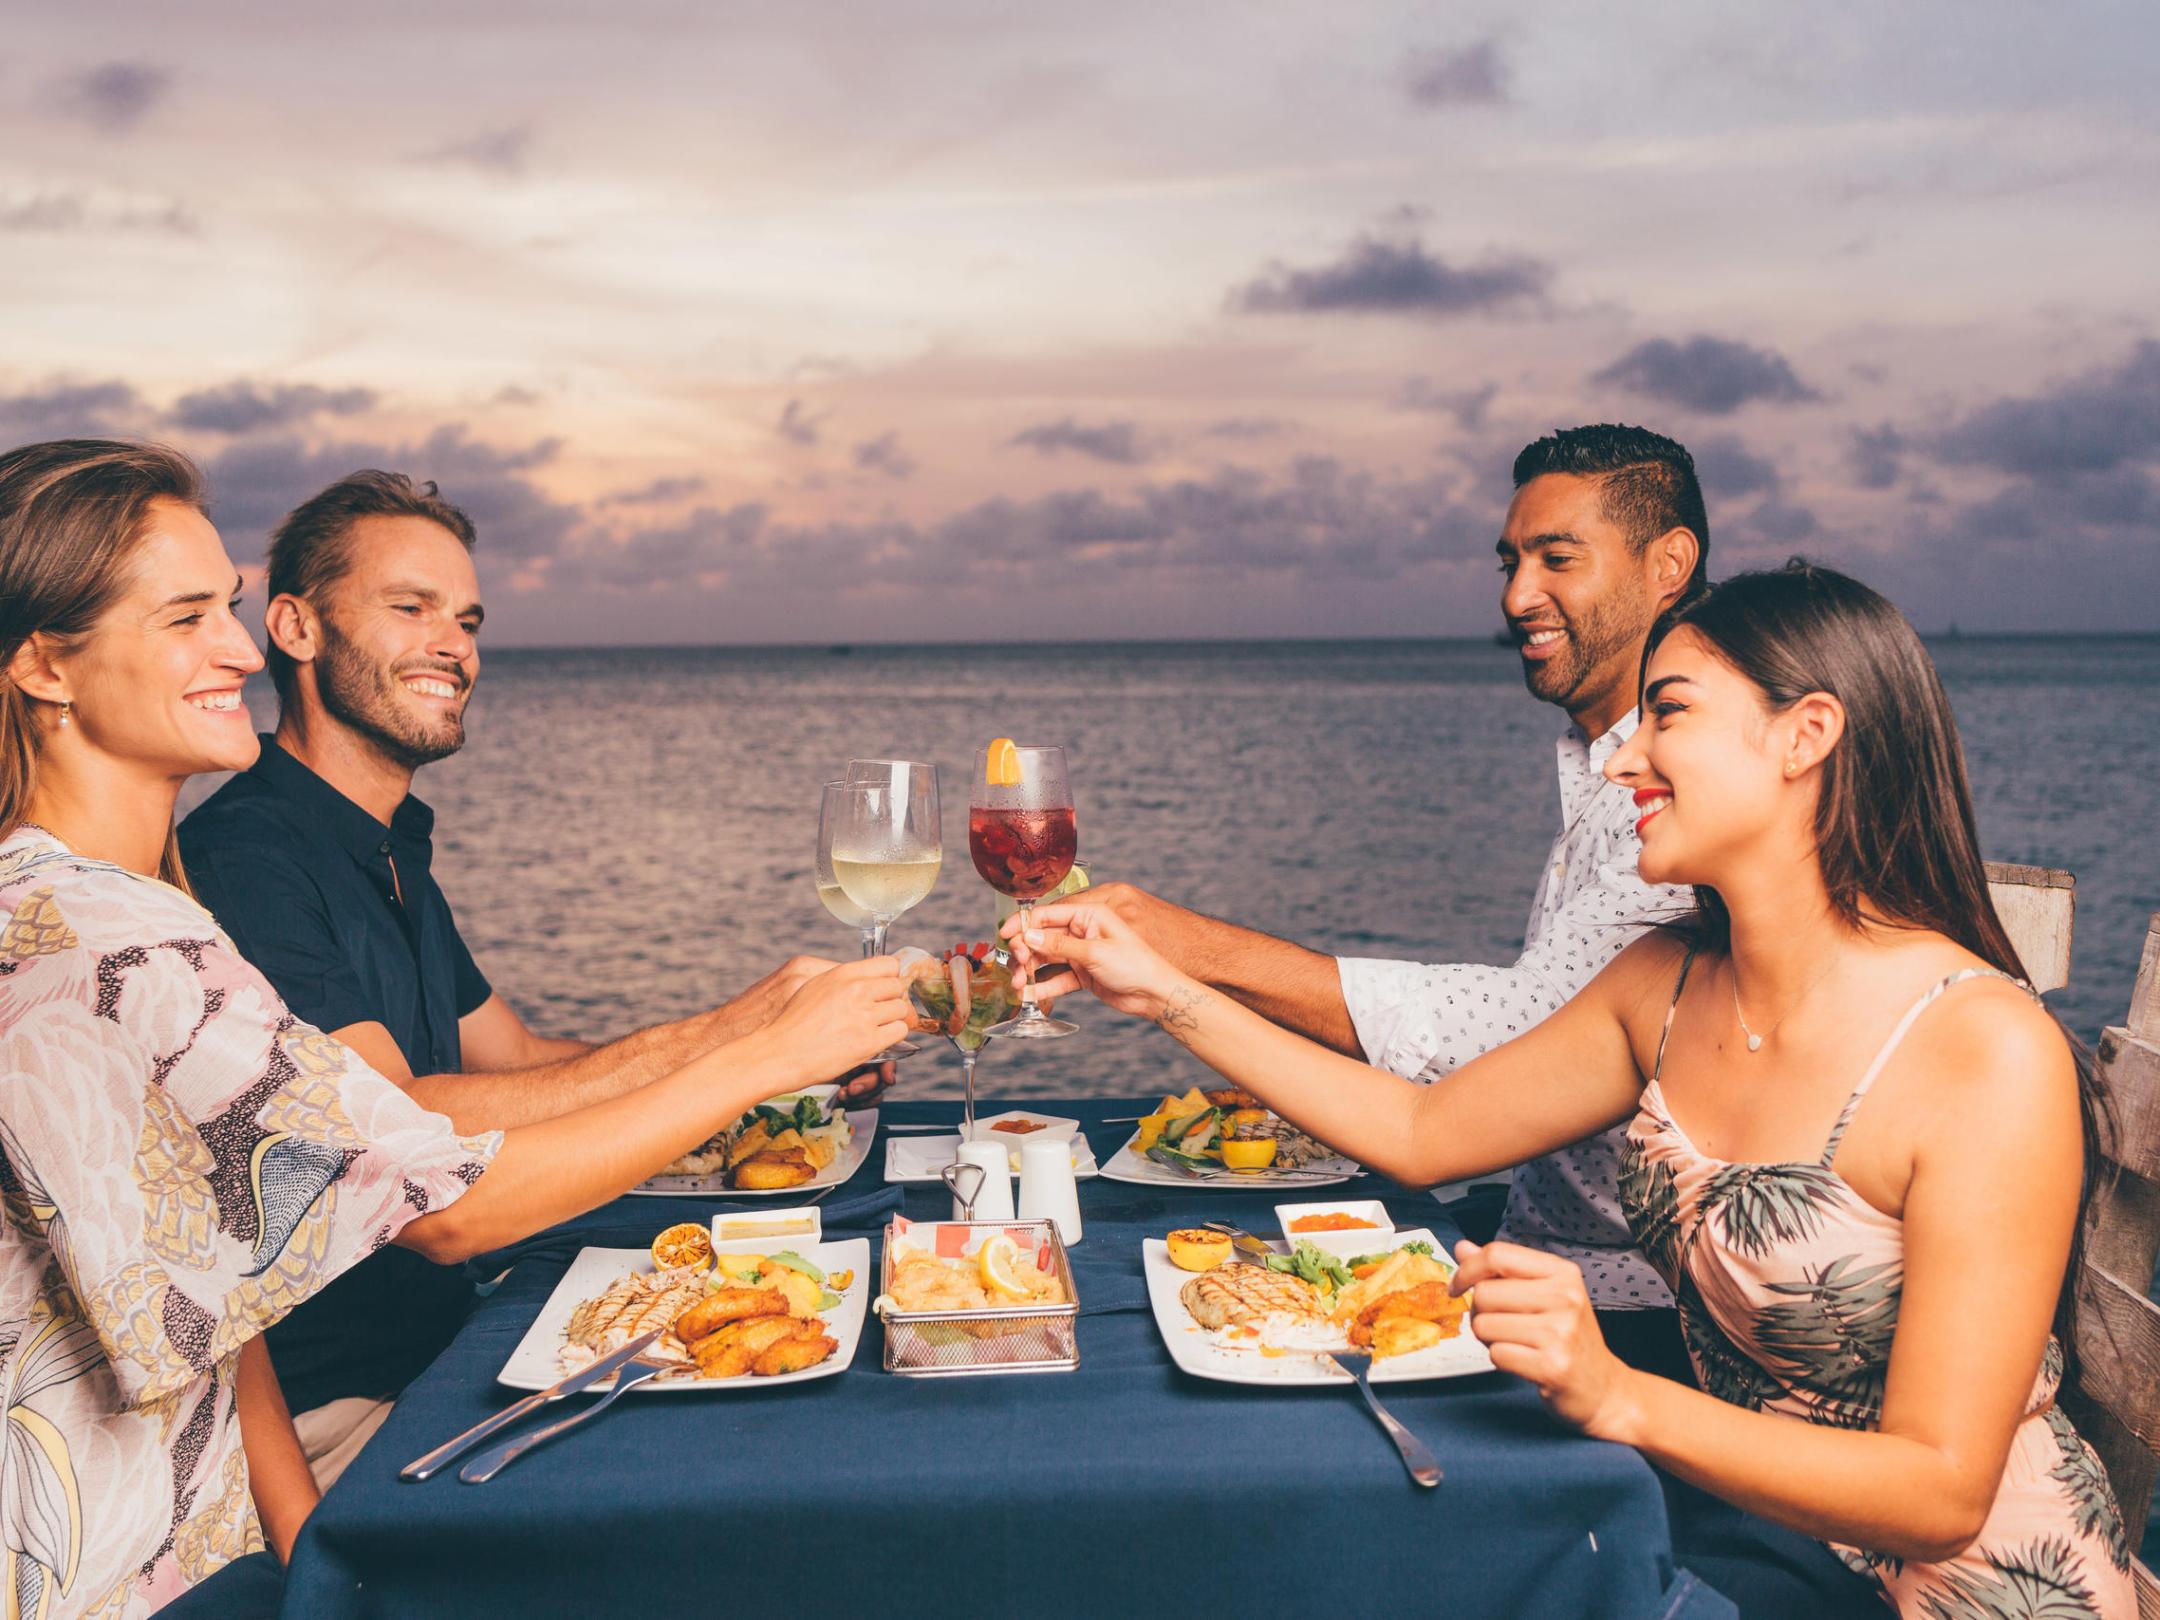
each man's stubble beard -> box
[1520,579,1654,717]
[314,623,467,772]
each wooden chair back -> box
[2055,900,2160,1614]
[1986,860,2075,993]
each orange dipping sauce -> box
[1288,1213,1378,1233]
[993,1120,1049,1135]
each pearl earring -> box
[58,700,70,728]
[1783,761,1796,777]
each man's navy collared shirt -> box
[181,735,493,1411]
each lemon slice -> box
[650,1221,713,1274]
[984,737,1022,787]
[977,1232,1034,1300]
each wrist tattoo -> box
[1156,986,1205,1041]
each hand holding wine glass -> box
[969,738,1078,1039]
[1000,898,1186,1023]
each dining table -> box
[277,1095,1745,1619]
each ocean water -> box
[192,635,2159,1102]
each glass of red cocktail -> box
[968,739,1078,1038]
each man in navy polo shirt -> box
[182,470,879,1485]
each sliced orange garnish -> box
[650,1222,713,1273]
[984,737,1022,787]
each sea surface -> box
[191,635,2159,1103]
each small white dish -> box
[964,1110,1080,1148]
[1272,1198,1394,1258]
[711,1206,823,1251]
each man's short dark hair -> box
[1512,424,1710,603]
[264,470,477,701]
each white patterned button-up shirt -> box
[1337,710,1684,1309]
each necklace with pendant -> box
[1730,958,1838,1053]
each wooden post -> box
[1985,860,2075,993]
[2062,910,2160,1613]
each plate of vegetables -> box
[1097,1086,1361,1189]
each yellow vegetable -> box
[1165,1230,1231,1272]
[1219,1138,1278,1171]
[1134,1112,1174,1152]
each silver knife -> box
[458,1346,673,1482]
[399,1329,665,1482]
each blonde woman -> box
[0,439,909,1617]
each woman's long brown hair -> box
[1646,558,2111,1358]
[0,439,209,891]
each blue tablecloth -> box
[281,1098,1736,1619]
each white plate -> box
[496,1240,870,1392]
[1096,1128,1360,1190]
[884,1130,1100,1183]
[1142,1228,1495,1386]
[630,1108,877,1197]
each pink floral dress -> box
[0,826,502,1618]
[1620,949,2134,1618]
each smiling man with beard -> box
[1046,424,1709,1375]
[179,471,877,1486]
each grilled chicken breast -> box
[1179,1267,1324,1331]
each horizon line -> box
[459,628,2160,654]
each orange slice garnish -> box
[984,737,1022,787]
[650,1222,713,1273]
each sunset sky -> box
[4,1,2155,641]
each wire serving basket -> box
[875,1217,1079,1377]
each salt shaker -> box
[1016,1136,1082,1245]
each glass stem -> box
[1014,901,1037,1010]
[961,1050,978,1139]
[868,919,889,956]
[857,926,877,959]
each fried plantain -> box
[732,1148,815,1190]
[752,1329,837,1377]
[692,1314,802,1378]
[674,1286,789,1343]
[1348,1281,1469,1349]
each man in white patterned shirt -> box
[1057,425,1709,1377]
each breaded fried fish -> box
[674,1286,789,1343]
[751,1330,837,1377]
[692,1315,803,1378]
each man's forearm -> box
[1128,897,1363,1056]
[409,1003,741,1133]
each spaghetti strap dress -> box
[1617,951,2134,1618]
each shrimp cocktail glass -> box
[898,946,1017,1139]
[968,739,1078,1039]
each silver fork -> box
[1327,1350,1441,1488]
[458,1350,672,1482]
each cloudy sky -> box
[5,1,2156,641]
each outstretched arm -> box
[395,957,910,1262]
[335,957,840,1133]
[1060,883,1363,1053]
[1008,900,1670,1186]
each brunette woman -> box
[1013,561,2131,1617]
